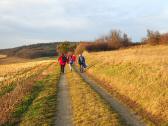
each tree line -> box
[74,29,168,54]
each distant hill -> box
[0,42,78,59]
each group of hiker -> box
[58,53,87,73]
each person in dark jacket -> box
[78,54,86,72]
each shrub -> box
[75,30,132,53]
[142,30,168,45]
[143,30,160,45]
[85,42,109,52]
[57,41,77,54]
[160,33,168,44]
[106,30,132,49]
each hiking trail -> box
[74,67,146,126]
[55,74,73,126]
[55,68,146,126]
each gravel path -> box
[55,74,73,126]
[55,67,146,126]
[75,67,146,126]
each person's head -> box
[61,53,64,56]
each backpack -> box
[62,56,67,63]
[79,56,85,64]
[69,56,73,64]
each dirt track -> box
[55,68,146,126]
[75,67,146,126]
[55,74,73,126]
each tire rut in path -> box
[55,74,73,126]
[75,67,146,126]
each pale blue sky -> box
[0,0,168,49]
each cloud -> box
[0,0,168,49]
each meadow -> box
[19,64,60,126]
[0,60,52,97]
[0,55,6,59]
[0,58,59,125]
[1,44,168,126]
[85,45,168,126]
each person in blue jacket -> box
[78,54,87,72]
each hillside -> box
[84,45,168,125]
[1,45,167,126]
[0,42,77,59]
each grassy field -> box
[84,45,168,126]
[66,69,125,126]
[19,64,60,126]
[0,55,6,59]
[0,56,30,65]
[0,58,59,125]
[0,60,52,97]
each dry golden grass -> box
[0,60,54,125]
[0,56,29,65]
[0,60,53,91]
[84,45,168,126]
[19,64,60,126]
[0,54,6,59]
[67,69,124,126]
[0,60,51,76]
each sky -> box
[0,0,168,49]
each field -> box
[0,57,126,126]
[0,58,60,125]
[0,56,30,65]
[0,55,6,59]
[85,45,168,125]
[0,45,168,126]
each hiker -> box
[58,53,67,73]
[78,54,87,73]
[68,54,76,71]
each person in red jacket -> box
[58,53,67,73]
[72,54,76,63]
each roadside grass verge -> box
[0,63,54,125]
[3,83,43,126]
[66,69,125,126]
[84,45,168,126]
[18,65,60,126]
[13,83,42,122]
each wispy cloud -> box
[0,0,168,49]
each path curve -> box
[55,74,73,126]
[75,67,146,126]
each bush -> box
[57,41,77,54]
[159,33,168,44]
[75,30,132,53]
[85,42,109,52]
[107,30,131,49]
[143,30,160,45]
[143,30,168,45]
